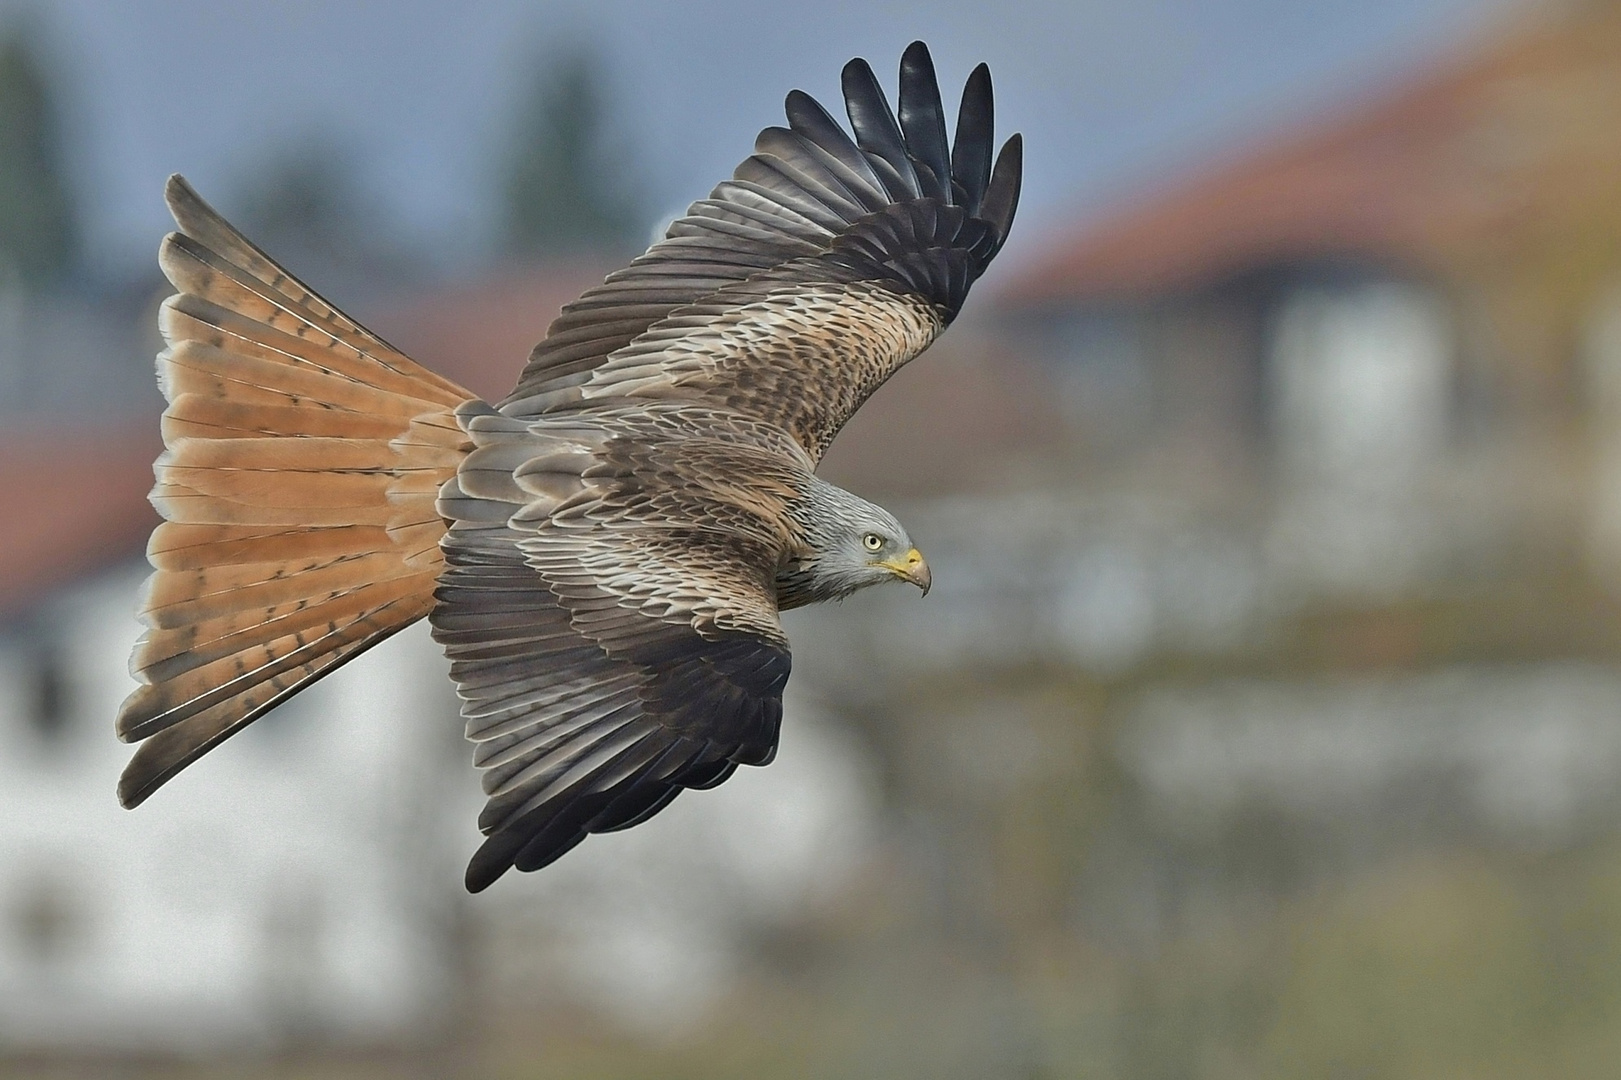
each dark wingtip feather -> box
[464,842,512,893]
[898,41,951,203]
[785,88,845,144]
[951,63,994,214]
[981,133,1023,249]
[784,89,888,199]
[841,57,920,201]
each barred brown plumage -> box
[117,41,1022,892]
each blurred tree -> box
[0,25,77,288]
[232,133,418,296]
[500,45,647,256]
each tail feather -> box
[161,328,448,415]
[136,576,426,679]
[118,595,422,809]
[147,486,394,527]
[121,579,422,739]
[165,436,420,472]
[162,393,412,442]
[160,240,467,404]
[145,523,390,570]
[136,551,417,628]
[385,518,450,566]
[160,176,469,399]
[117,174,478,807]
[158,456,395,508]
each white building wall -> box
[1583,283,1621,588]
[0,563,472,1052]
[1267,280,1454,596]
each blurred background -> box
[8,0,1621,1076]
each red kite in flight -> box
[117,42,1022,891]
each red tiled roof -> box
[1003,6,1621,306]
[0,422,162,619]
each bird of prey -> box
[116,41,1021,892]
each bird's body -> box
[117,42,1020,891]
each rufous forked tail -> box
[115,175,479,808]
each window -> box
[29,641,69,742]
[9,874,82,966]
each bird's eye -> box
[862,533,884,552]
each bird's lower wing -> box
[433,407,792,892]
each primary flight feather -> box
[117,41,1022,892]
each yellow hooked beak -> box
[882,547,932,595]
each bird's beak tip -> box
[881,548,931,594]
[902,548,931,596]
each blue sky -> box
[4,0,1529,278]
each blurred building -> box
[1002,0,1621,604]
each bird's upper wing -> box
[502,41,1022,463]
[433,405,803,891]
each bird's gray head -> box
[787,479,930,604]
